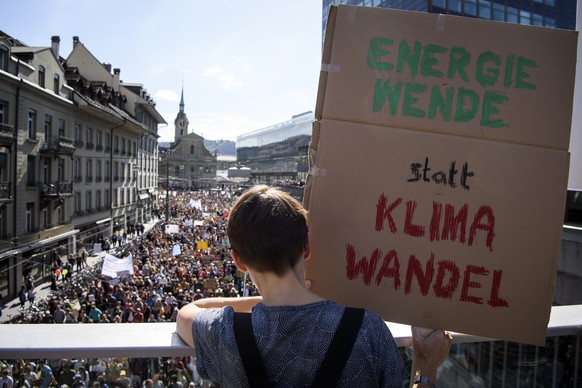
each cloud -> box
[155,89,181,103]
[203,65,244,91]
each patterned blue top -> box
[192,300,407,387]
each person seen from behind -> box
[177,185,452,387]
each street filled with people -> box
[0,187,258,388]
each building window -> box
[85,192,92,213]
[86,159,93,181]
[26,155,35,186]
[0,101,7,124]
[58,158,65,181]
[26,203,34,233]
[58,206,64,224]
[190,145,195,154]
[44,114,52,141]
[74,192,81,214]
[27,110,37,139]
[120,163,125,180]
[73,158,81,181]
[114,162,119,181]
[42,158,50,184]
[96,130,103,150]
[120,188,124,206]
[96,190,102,210]
[114,136,119,153]
[105,161,110,180]
[53,74,60,94]
[105,189,110,208]
[105,133,111,151]
[121,138,126,154]
[0,44,8,72]
[86,127,93,148]
[96,160,102,181]
[38,66,45,88]
[42,208,48,230]
[58,118,65,137]
[74,124,82,145]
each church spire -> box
[175,83,189,140]
[179,84,185,113]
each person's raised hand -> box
[411,327,453,379]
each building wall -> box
[0,33,164,299]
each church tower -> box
[174,86,189,140]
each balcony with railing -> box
[40,136,76,156]
[39,181,73,198]
[1,304,581,387]
[0,123,16,147]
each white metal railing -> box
[1,304,581,359]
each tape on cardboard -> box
[309,166,328,177]
[436,14,446,31]
[321,63,342,73]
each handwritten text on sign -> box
[367,38,538,128]
[345,157,509,309]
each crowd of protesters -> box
[1,187,260,388]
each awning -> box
[0,228,80,260]
[139,193,150,200]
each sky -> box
[2,0,324,142]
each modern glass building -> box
[235,111,313,187]
[322,0,576,34]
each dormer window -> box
[38,65,45,87]
[53,73,60,94]
[0,45,8,71]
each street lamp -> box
[166,158,170,221]
[161,149,174,221]
[132,163,140,224]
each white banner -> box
[165,224,180,234]
[101,253,134,278]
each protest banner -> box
[101,253,134,278]
[304,5,577,345]
[165,224,180,234]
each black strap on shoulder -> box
[233,312,270,388]
[311,307,365,387]
[234,307,365,388]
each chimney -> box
[51,36,60,58]
[113,68,121,91]
[104,63,112,73]
[73,36,79,47]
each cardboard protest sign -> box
[305,5,577,345]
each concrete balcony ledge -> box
[1,305,581,360]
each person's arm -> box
[176,296,263,347]
[410,327,453,388]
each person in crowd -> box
[89,303,102,323]
[176,185,452,387]
[0,368,14,388]
[53,304,66,323]
[71,374,85,388]
[36,360,57,388]
[57,364,75,387]
[18,286,26,312]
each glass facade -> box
[236,112,314,185]
[322,0,575,42]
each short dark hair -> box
[227,185,308,276]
